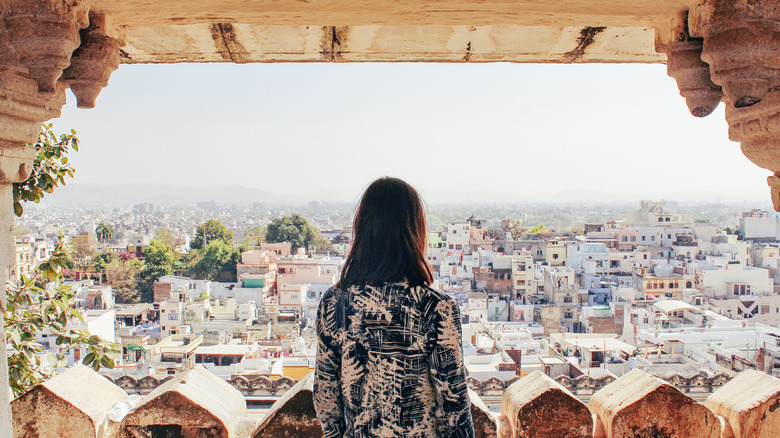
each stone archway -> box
[2,0,780,434]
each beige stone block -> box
[705,369,780,438]
[469,387,499,438]
[118,365,246,438]
[589,368,720,438]
[251,372,323,438]
[11,364,128,438]
[500,370,592,438]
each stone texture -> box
[469,388,499,438]
[251,372,322,438]
[11,364,128,438]
[691,0,780,109]
[500,370,592,438]
[588,368,720,438]
[62,12,126,109]
[705,369,780,438]
[118,365,246,438]
[663,38,722,118]
[1,0,90,92]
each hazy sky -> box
[53,62,770,204]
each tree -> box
[242,225,265,247]
[265,214,323,250]
[190,240,241,282]
[69,234,95,271]
[508,220,527,240]
[190,219,233,250]
[138,239,177,301]
[154,228,176,249]
[95,222,114,246]
[106,254,142,304]
[529,223,549,234]
[6,239,118,397]
[12,123,78,217]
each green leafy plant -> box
[5,239,119,397]
[12,123,79,217]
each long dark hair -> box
[338,177,433,289]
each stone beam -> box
[90,0,695,28]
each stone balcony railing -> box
[105,369,732,400]
[11,364,780,437]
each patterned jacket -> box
[313,282,475,438]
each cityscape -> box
[4,0,780,435]
[11,198,780,423]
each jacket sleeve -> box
[313,294,346,438]
[427,298,475,438]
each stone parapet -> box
[705,369,780,438]
[588,369,720,438]
[500,371,592,438]
[11,364,128,438]
[10,368,780,437]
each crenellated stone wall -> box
[11,365,780,438]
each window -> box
[553,254,559,260]
[643,254,648,259]
[449,244,454,249]
[732,284,751,296]
[642,236,646,241]
[668,234,672,239]
[162,326,166,330]
[686,281,692,288]
[659,283,664,289]
[455,244,462,250]
[761,305,770,314]
[622,236,628,242]
[643,317,649,324]
[564,312,573,319]
[168,313,178,320]
[630,236,636,242]
[563,296,573,303]
[517,280,525,285]
[651,236,656,241]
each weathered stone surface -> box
[588,369,720,438]
[0,69,66,149]
[500,370,592,438]
[705,369,780,438]
[469,388,498,438]
[251,372,322,438]
[1,0,90,92]
[62,12,126,109]
[118,365,246,438]
[663,38,722,118]
[691,0,780,108]
[11,364,128,438]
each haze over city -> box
[50,62,770,206]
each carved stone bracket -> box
[1,0,90,93]
[664,38,723,118]
[62,12,125,109]
[690,0,780,109]
[0,68,65,157]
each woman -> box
[313,177,474,438]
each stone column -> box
[0,68,68,438]
[0,1,124,434]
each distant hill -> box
[38,182,767,207]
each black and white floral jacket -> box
[313,282,474,438]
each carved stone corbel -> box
[655,13,723,118]
[2,0,90,93]
[690,0,780,108]
[62,12,125,109]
